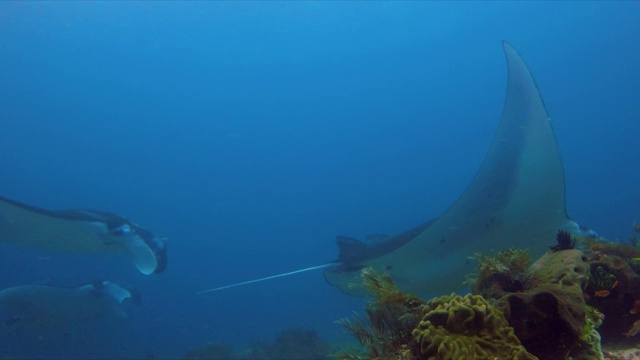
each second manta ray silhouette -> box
[199,41,596,297]
[0,196,167,275]
[0,281,137,332]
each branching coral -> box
[335,267,426,359]
[466,248,530,299]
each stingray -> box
[0,196,167,274]
[199,41,595,297]
[0,281,137,332]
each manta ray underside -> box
[199,41,593,297]
[0,196,167,275]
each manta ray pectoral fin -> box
[99,281,132,304]
[104,218,168,274]
[99,281,133,318]
[323,41,580,297]
[119,231,166,275]
[0,196,167,274]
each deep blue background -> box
[1,2,639,358]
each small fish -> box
[611,280,619,290]
[623,319,640,337]
[594,289,610,297]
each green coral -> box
[629,257,640,274]
[412,293,536,360]
[571,306,604,360]
[466,248,531,299]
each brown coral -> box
[412,293,536,360]
[504,249,592,359]
[498,284,586,360]
[468,248,604,358]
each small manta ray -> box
[0,281,138,332]
[0,196,167,274]
[199,41,596,297]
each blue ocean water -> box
[0,2,639,358]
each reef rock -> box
[495,249,599,359]
[498,284,586,360]
[523,249,589,291]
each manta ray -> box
[198,41,595,297]
[0,281,137,332]
[0,196,167,274]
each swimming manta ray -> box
[199,41,595,297]
[0,281,136,332]
[0,196,167,274]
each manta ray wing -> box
[323,41,579,296]
[0,281,133,331]
[0,196,167,274]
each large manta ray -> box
[198,41,595,297]
[0,196,167,275]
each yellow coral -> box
[412,293,536,360]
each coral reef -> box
[586,238,640,261]
[579,224,640,345]
[335,267,426,359]
[470,248,601,359]
[183,327,331,360]
[412,293,535,360]
[584,252,640,343]
[253,327,331,360]
[522,249,589,291]
[183,343,236,360]
[336,268,535,360]
[497,284,586,359]
[550,230,576,252]
[602,348,640,360]
[335,225,640,360]
[466,248,530,299]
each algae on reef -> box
[335,268,535,360]
[336,241,616,360]
[466,248,531,299]
[412,293,535,359]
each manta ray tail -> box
[197,263,334,294]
